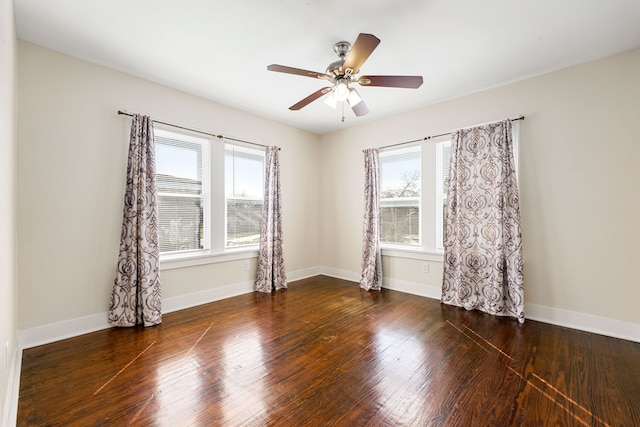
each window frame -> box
[224,143,265,249]
[153,125,265,270]
[154,127,211,256]
[379,144,422,248]
[379,141,442,258]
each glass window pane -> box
[157,195,204,252]
[156,143,200,181]
[380,147,421,246]
[225,144,264,247]
[226,198,263,247]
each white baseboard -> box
[319,266,360,282]
[3,345,21,427]
[382,277,441,300]
[162,280,254,314]
[319,266,440,299]
[288,266,323,282]
[163,267,323,314]
[525,303,639,343]
[18,312,111,350]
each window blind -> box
[155,131,205,253]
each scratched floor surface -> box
[17,276,640,426]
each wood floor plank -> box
[17,276,640,426]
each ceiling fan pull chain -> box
[341,102,345,123]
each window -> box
[154,127,264,259]
[378,136,456,253]
[379,146,421,246]
[155,129,208,254]
[225,144,264,247]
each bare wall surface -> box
[320,48,640,325]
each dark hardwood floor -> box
[18,275,640,426]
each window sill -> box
[381,247,444,262]
[160,248,259,270]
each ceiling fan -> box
[267,33,423,119]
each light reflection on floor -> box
[155,355,204,426]
[221,325,268,424]
[372,324,428,423]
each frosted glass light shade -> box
[334,81,349,101]
[324,94,338,109]
[347,89,362,106]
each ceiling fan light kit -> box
[267,33,423,120]
[333,80,350,101]
[324,94,338,109]
[324,87,362,110]
[347,89,362,106]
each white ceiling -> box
[14,0,640,135]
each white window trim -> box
[160,248,259,270]
[155,126,210,255]
[381,247,444,262]
[210,140,225,254]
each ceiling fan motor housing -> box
[327,41,352,77]
[333,41,351,58]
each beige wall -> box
[0,0,18,421]
[15,39,640,337]
[17,41,322,330]
[320,48,640,325]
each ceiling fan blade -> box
[357,75,423,88]
[268,64,332,81]
[342,33,380,75]
[289,87,333,110]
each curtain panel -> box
[109,114,162,327]
[442,119,524,322]
[255,146,287,292]
[360,148,382,291]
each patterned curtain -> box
[255,146,287,292]
[360,148,382,291]
[108,114,162,327]
[442,119,524,323]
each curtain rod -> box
[117,110,277,150]
[376,116,525,150]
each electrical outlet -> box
[421,263,429,273]
[243,260,250,271]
